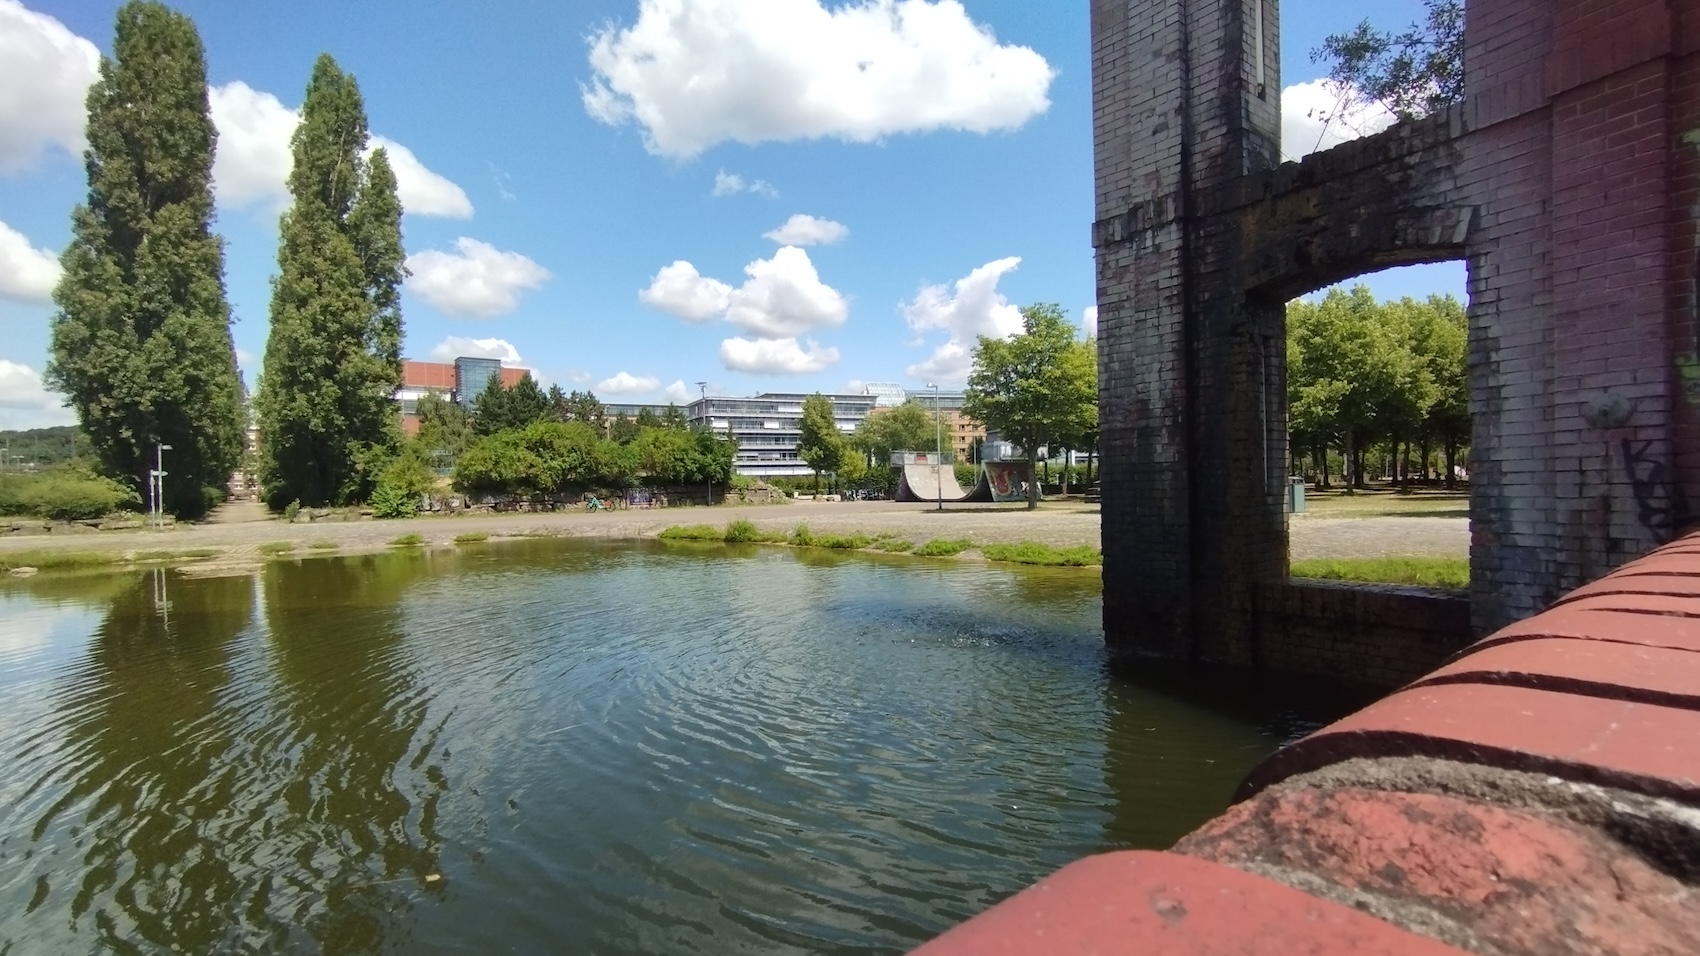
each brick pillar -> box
[1094,0,1283,661]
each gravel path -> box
[0,500,1469,563]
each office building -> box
[397,359,526,434]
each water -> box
[0,540,1349,954]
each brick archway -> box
[1093,0,1699,682]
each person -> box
[586,495,604,512]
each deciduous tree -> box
[964,304,1096,509]
[1314,0,1463,120]
[256,54,407,508]
[47,1,244,518]
[798,393,846,495]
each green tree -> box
[797,393,846,494]
[472,372,549,434]
[852,400,937,466]
[46,2,243,519]
[636,407,662,430]
[1314,0,1463,120]
[552,388,606,429]
[256,54,407,508]
[964,303,1097,510]
[609,411,640,443]
[412,392,473,464]
[661,403,689,431]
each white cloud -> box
[1081,305,1098,338]
[719,336,840,374]
[208,82,298,210]
[207,82,473,217]
[639,261,732,321]
[764,214,848,246]
[725,246,848,338]
[0,220,61,302]
[641,246,847,339]
[405,238,550,318]
[567,369,593,384]
[584,0,1055,159]
[712,170,778,198]
[663,379,693,403]
[428,336,525,365]
[0,360,72,430]
[0,0,98,173]
[1281,79,1397,162]
[596,371,662,394]
[901,256,1023,381]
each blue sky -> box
[0,0,1463,428]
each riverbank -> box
[0,498,1469,576]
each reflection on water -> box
[0,541,1350,954]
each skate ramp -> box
[896,463,968,502]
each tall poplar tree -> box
[256,55,407,507]
[47,2,244,519]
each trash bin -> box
[1287,476,1306,514]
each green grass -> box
[980,542,1103,566]
[813,533,873,550]
[389,533,426,548]
[1290,556,1468,589]
[257,541,296,556]
[1300,488,1470,520]
[453,532,489,544]
[723,519,765,543]
[658,524,723,541]
[788,523,815,546]
[307,540,340,550]
[915,538,973,557]
[131,548,220,563]
[868,538,915,553]
[0,550,124,572]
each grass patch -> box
[788,523,815,546]
[914,538,973,557]
[722,519,764,543]
[453,532,489,544]
[131,548,220,563]
[813,533,873,550]
[981,542,1103,566]
[868,538,915,553]
[389,533,426,548]
[0,550,124,572]
[658,524,723,541]
[1301,488,1470,520]
[257,541,296,556]
[307,540,340,550]
[1290,556,1468,589]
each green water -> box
[0,540,1345,954]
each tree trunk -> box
[1444,436,1457,490]
[1061,450,1070,496]
[1317,443,1330,489]
[1342,430,1356,494]
[1419,435,1432,483]
[1025,445,1039,510]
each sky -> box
[0,0,1464,429]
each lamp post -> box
[696,381,712,507]
[927,383,942,512]
[152,443,172,530]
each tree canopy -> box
[1314,0,1463,120]
[256,53,407,508]
[46,1,244,518]
[472,372,550,435]
[1287,286,1467,489]
[852,400,939,466]
[964,303,1097,509]
[797,393,847,493]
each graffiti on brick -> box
[1622,439,1691,542]
[1677,355,1700,407]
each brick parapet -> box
[915,530,1700,955]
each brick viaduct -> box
[1092,0,1700,684]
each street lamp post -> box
[152,443,172,530]
[696,381,712,507]
[927,383,942,512]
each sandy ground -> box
[1,498,1468,567]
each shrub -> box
[390,533,426,548]
[658,524,722,541]
[453,531,489,544]
[915,538,972,557]
[723,519,762,543]
[282,500,301,522]
[788,523,815,547]
[980,542,1103,566]
[0,471,141,522]
[369,478,418,519]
